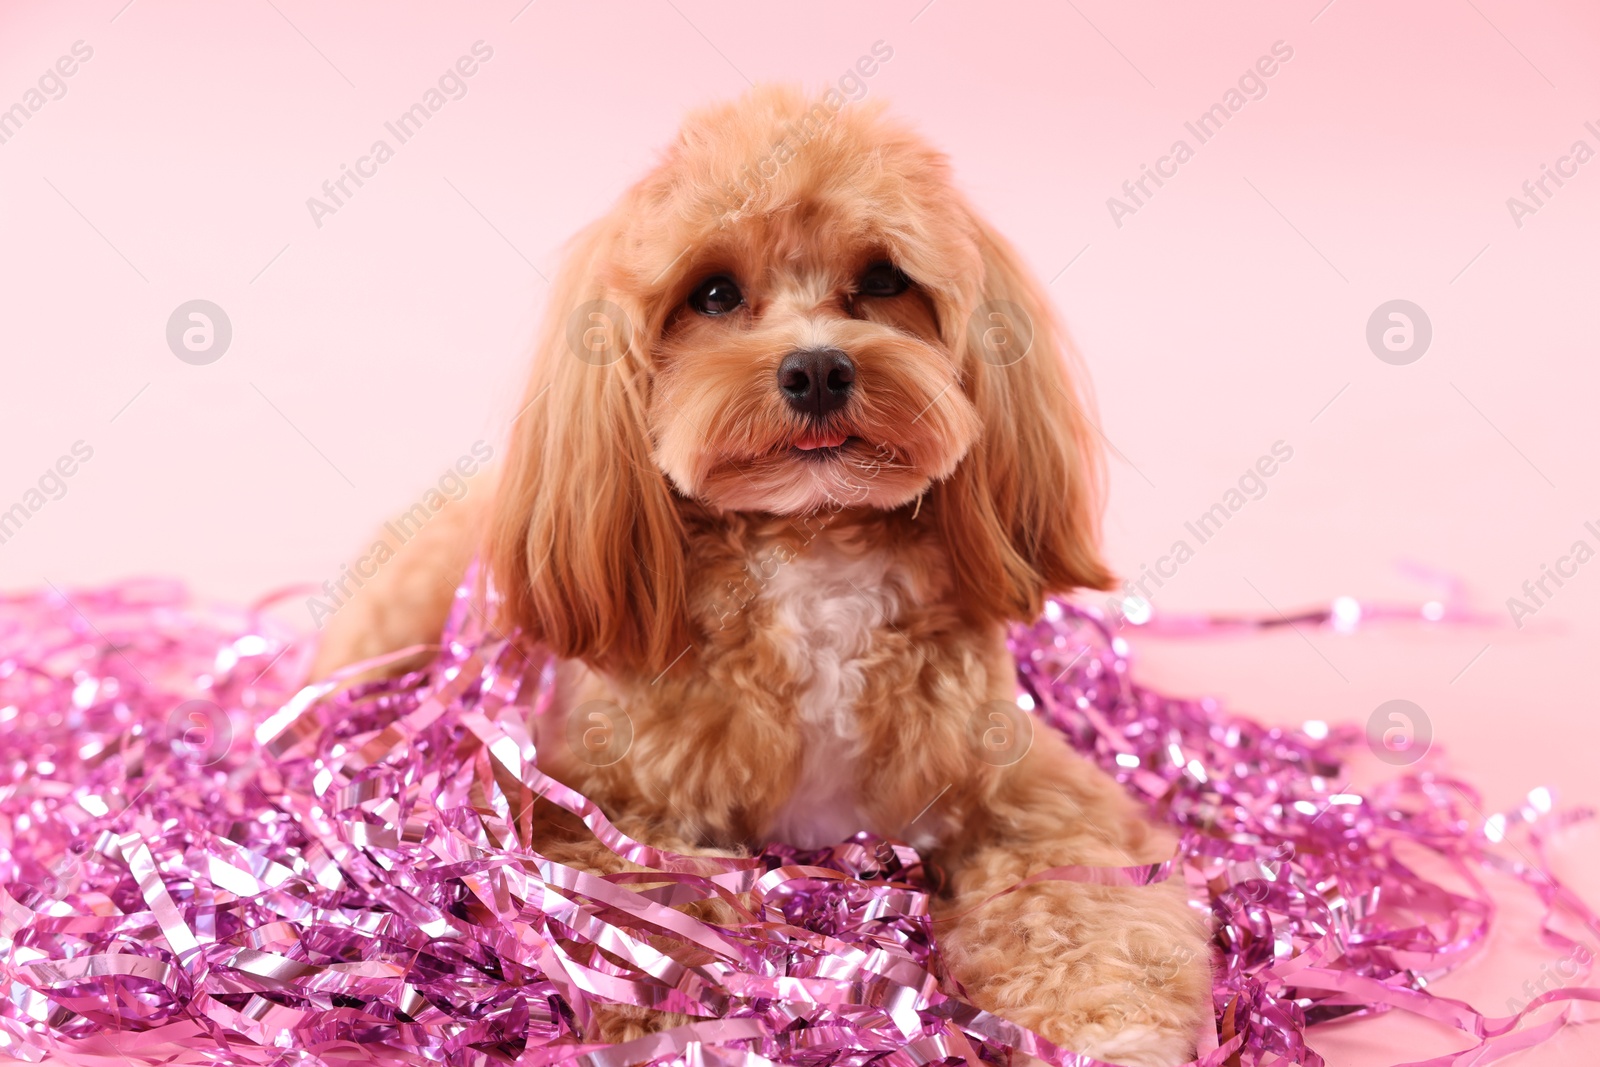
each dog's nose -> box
[777,348,855,418]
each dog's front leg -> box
[931,735,1213,1067]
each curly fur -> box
[313,86,1212,1065]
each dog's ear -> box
[485,215,688,673]
[927,213,1116,624]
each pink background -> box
[2,1,1598,1061]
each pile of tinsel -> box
[0,576,1595,1066]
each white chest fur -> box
[761,542,900,850]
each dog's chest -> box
[757,545,899,849]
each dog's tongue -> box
[794,430,848,451]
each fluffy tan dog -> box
[314,86,1212,1065]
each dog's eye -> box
[689,275,744,316]
[858,261,910,298]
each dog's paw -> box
[1055,1021,1195,1067]
[584,1003,689,1045]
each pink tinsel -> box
[1,575,1596,1066]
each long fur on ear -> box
[928,214,1116,624]
[485,217,689,673]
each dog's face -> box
[641,190,982,515]
[602,92,988,516]
[490,87,1113,670]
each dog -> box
[313,85,1212,1065]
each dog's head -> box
[489,86,1113,671]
